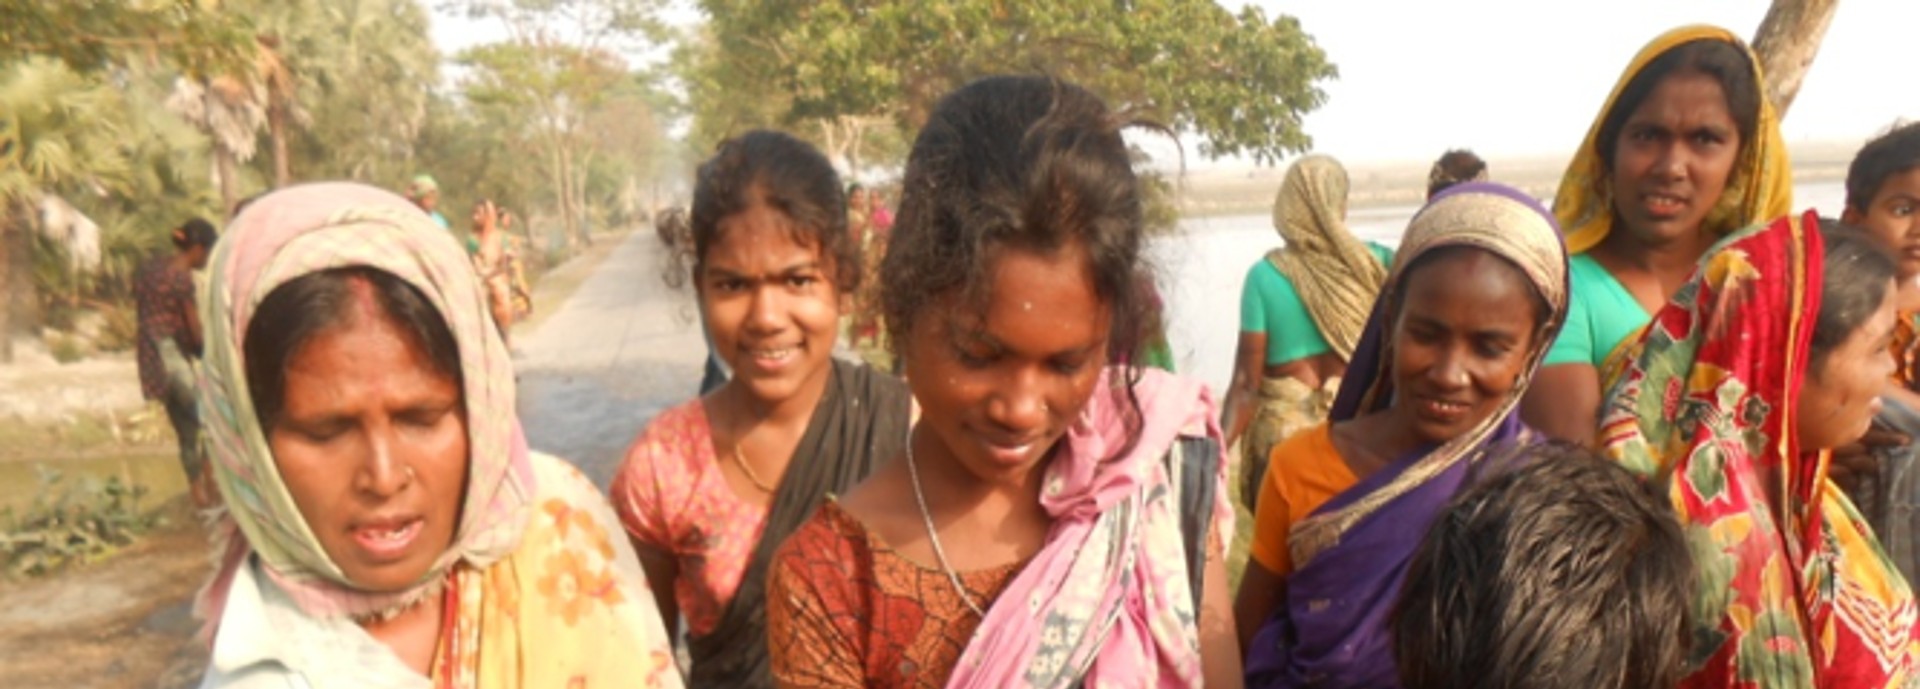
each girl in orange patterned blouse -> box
[766,76,1240,688]
[611,131,911,687]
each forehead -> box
[1871,168,1920,202]
[949,245,1108,342]
[1627,71,1734,125]
[706,205,822,264]
[1398,249,1540,321]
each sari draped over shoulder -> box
[193,182,681,688]
[1266,154,1389,362]
[1599,212,1920,688]
[686,358,910,687]
[1553,25,1792,258]
[941,367,1232,688]
[1245,183,1570,689]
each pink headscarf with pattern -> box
[194,182,534,632]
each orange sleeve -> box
[1244,424,1336,575]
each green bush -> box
[47,334,85,363]
[0,467,156,578]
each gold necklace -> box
[732,442,778,493]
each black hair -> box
[1391,245,1552,334]
[1845,121,1920,214]
[244,267,464,429]
[1596,39,1761,174]
[1426,150,1488,199]
[173,217,218,250]
[1394,441,1693,689]
[664,130,857,293]
[881,76,1164,441]
[1812,218,1898,366]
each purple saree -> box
[1243,183,1570,688]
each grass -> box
[0,407,172,461]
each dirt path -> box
[0,230,699,687]
[0,500,210,689]
[511,229,705,485]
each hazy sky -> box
[431,1,1920,167]
[1241,0,1919,165]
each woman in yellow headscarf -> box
[1520,25,1792,445]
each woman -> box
[1599,214,1918,686]
[134,217,217,507]
[193,182,681,688]
[1223,154,1393,507]
[765,75,1239,688]
[1522,25,1791,444]
[1237,183,1571,688]
[611,130,911,687]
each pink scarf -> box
[946,367,1230,688]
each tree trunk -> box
[0,203,12,364]
[269,104,291,187]
[1752,0,1840,118]
[215,145,240,218]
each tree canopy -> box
[682,0,1339,165]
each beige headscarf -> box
[1265,154,1389,360]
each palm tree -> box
[0,61,137,363]
[166,72,266,214]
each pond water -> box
[1149,181,1848,395]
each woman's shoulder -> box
[616,399,714,476]
[1270,422,1336,465]
[772,500,873,587]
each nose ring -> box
[404,466,417,481]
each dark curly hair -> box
[1812,218,1897,368]
[1596,38,1761,175]
[663,130,859,293]
[881,76,1164,438]
[245,267,463,429]
[1845,121,1920,215]
[1394,441,1693,689]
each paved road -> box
[512,230,707,486]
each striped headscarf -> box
[196,182,534,624]
[1553,25,1793,255]
[1266,154,1389,360]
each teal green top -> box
[1238,242,1394,365]
[1543,253,1651,367]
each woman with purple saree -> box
[1238,183,1570,688]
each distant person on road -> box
[612,130,910,687]
[1520,25,1791,445]
[134,217,217,508]
[1426,149,1488,199]
[192,182,682,688]
[404,173,450,230]
[845,183,895,357]
[466,200,524,343]
[1221,153,1393,510]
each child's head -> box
[881,75,1162,475]
[1394,442,1692,689]
[1844,122,1920,279]
[1426,150,1488,199]
[682,130,857,404]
